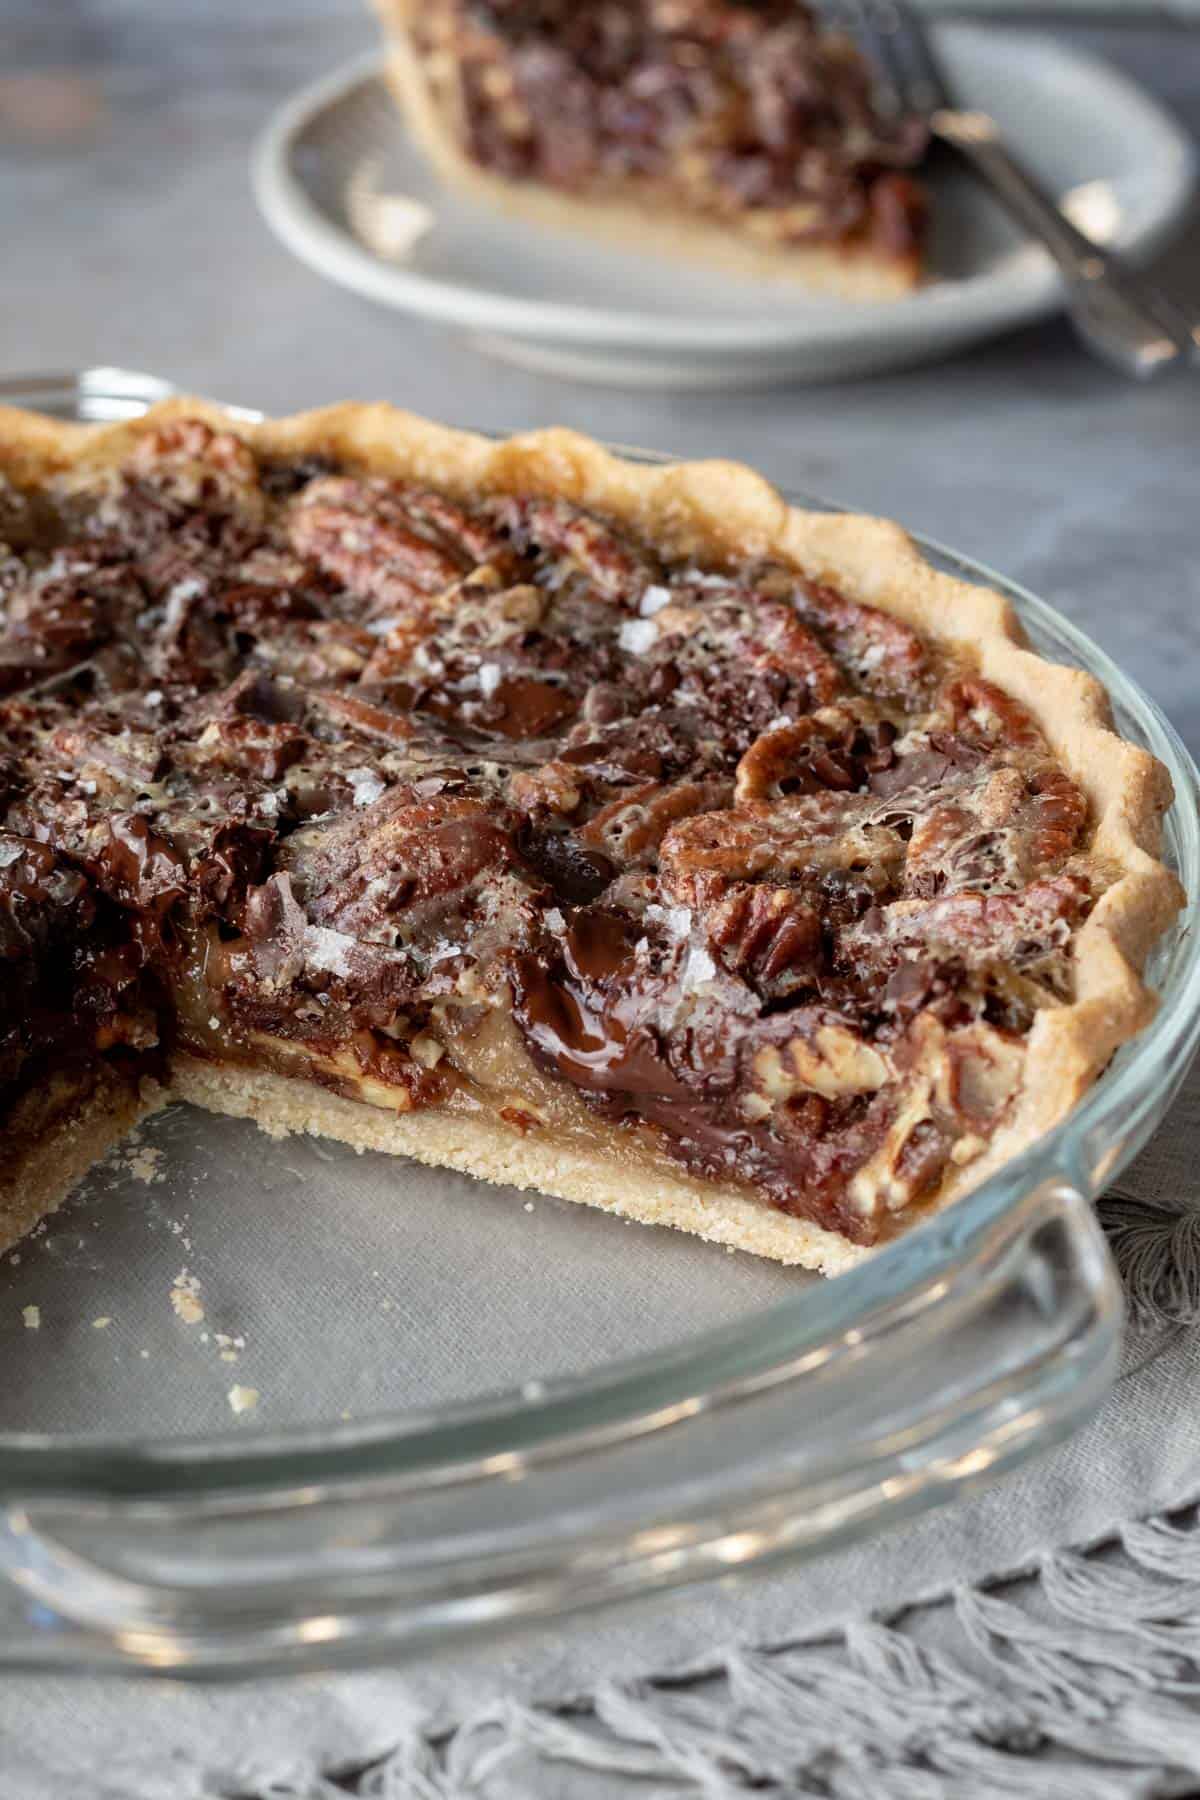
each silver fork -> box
[841,0,1199,379]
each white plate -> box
[252,30,1196,387]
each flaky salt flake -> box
[305,925,355,977]
[477,662,502,698]
[523,1201,535,1213]
[618,617,658,655]
[0,842,22,869]
[639,584,671,617]
[544,908,566,935]
[22,1305,39,1331]
[666,906,693,940]
[227,1385,259,1417]
[681,945,717,990]
[347,766,386,808]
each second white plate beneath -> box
[253,28,1195,386]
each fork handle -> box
[933,109,1193,380]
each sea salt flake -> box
[163,576,206,631]
[639,584,671,617]
[305,926,355,977]
[477,662,502,698]
[144,689,164,708]
[0,843,22,868]
[690,569,734,590]
[544,908,566,935]
[682,945,717,990]
[347,766,386,808]
[618,617,658,655]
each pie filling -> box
[405,0,928,262]
[1,418,1098,1248]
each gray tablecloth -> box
[3,6,1200,1795]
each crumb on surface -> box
[227,1384,259,1416]
[92,1316,113,1329]
[22,1304,39,1331]
[170,1268,205,1325]
[124,1144,164,1185]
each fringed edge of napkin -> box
[231,1501,1200,1798]
[222,1192,1200,1800]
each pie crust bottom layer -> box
[1,1061,864,1275]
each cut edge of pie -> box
[371,0,925,300]
[0,398,1183,1275]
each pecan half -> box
[580,777,733,867]
[289,476,496,612]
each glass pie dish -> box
[0,369,1196,1678]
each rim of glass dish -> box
[1,454,1197,1499]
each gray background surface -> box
[5,4,1198,751]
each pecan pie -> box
[0,401,1181,1272]
[373,0,930,296]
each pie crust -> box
[371,0,927,298]
[0,399,1183,1273]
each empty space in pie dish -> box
[0,1102,808,1439]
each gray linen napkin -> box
[3,1060,1200,1799]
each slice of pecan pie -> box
[0,401,1181,1272]
[372,0,930,296]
